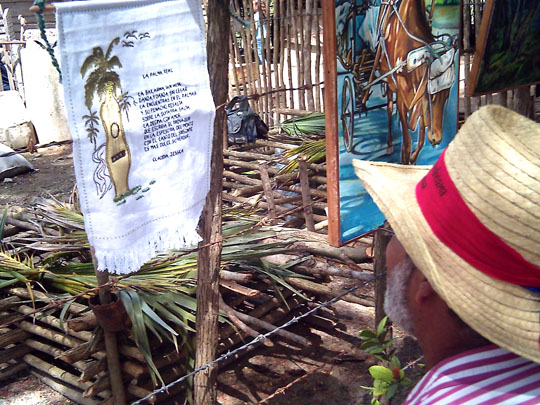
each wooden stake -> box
[92,250,126,405]
[220,279,261,297]
[298,157,315,231]
[259,162,277,223]
[285,277,374,307]
[229,304,309,346]
[0,328,28,348]
[57,340,105,364]
[25,338,89,373]
[16,305,92,341]
[19,320,86,349]
[0,296,20,311]
[194,1,229,404]
[0,362,27,382]
[373,228,392,327]
[7,288,87,315]
[67,312,98,332]
[0,344,31,363]
[23,353,98,394]
[219,295,274,346]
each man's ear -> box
[412,270,436,305]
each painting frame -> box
[323,0,460,247]
[467,0,540,97]
[322,0,341,246]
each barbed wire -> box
[216,81,325,111]
[131,274,382,405]
[2,184,393,403]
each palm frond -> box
[84,70,102,109]
[105,37,120,60]
[120,289,163,386]
[278,139,326,174]
[275,113,326,139]
[80,53,102,78]
[0,200,315,388]
[106,55,122,71]
[0,207,8,240]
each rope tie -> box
[32,0,62,82]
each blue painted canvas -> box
[335,0,460,243]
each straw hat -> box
[353,105,540,363]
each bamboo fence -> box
[226,0,538,126]
[0,286,313,404]
[227,0,324,127]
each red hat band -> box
[415,150,540,288]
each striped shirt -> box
[405,345,540,404]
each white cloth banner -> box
[56,0,215,274]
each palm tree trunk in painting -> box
[100,82,131,199]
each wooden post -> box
[259,162,277,224]
[298,157,315,231]
[513,86,534,118]
[373,228,392,328]
[322,0,341,246]
[92,259,126,405]
[194,0,229,404]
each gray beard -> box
[384,258,416,335]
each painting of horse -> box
[329,0,459,244]
[373,0,457,163]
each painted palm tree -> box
[81,37,131,200]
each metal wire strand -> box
[130,274,382,405]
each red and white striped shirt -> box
[405,345,540,404]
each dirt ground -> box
[0,374,74,405]
[0,145,76,207]
[0,144,423,404]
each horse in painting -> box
[368,0,456,164]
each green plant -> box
[275,113,326,139]
[359,317,411,404]
[0,207,8,241]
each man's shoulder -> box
[405,345,540,404]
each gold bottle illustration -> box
[100,82,131,199]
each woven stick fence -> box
[227,0,324,127]
[222,138,329,232]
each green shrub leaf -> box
[369,365,394,384]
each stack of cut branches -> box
[0,199,373,403]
